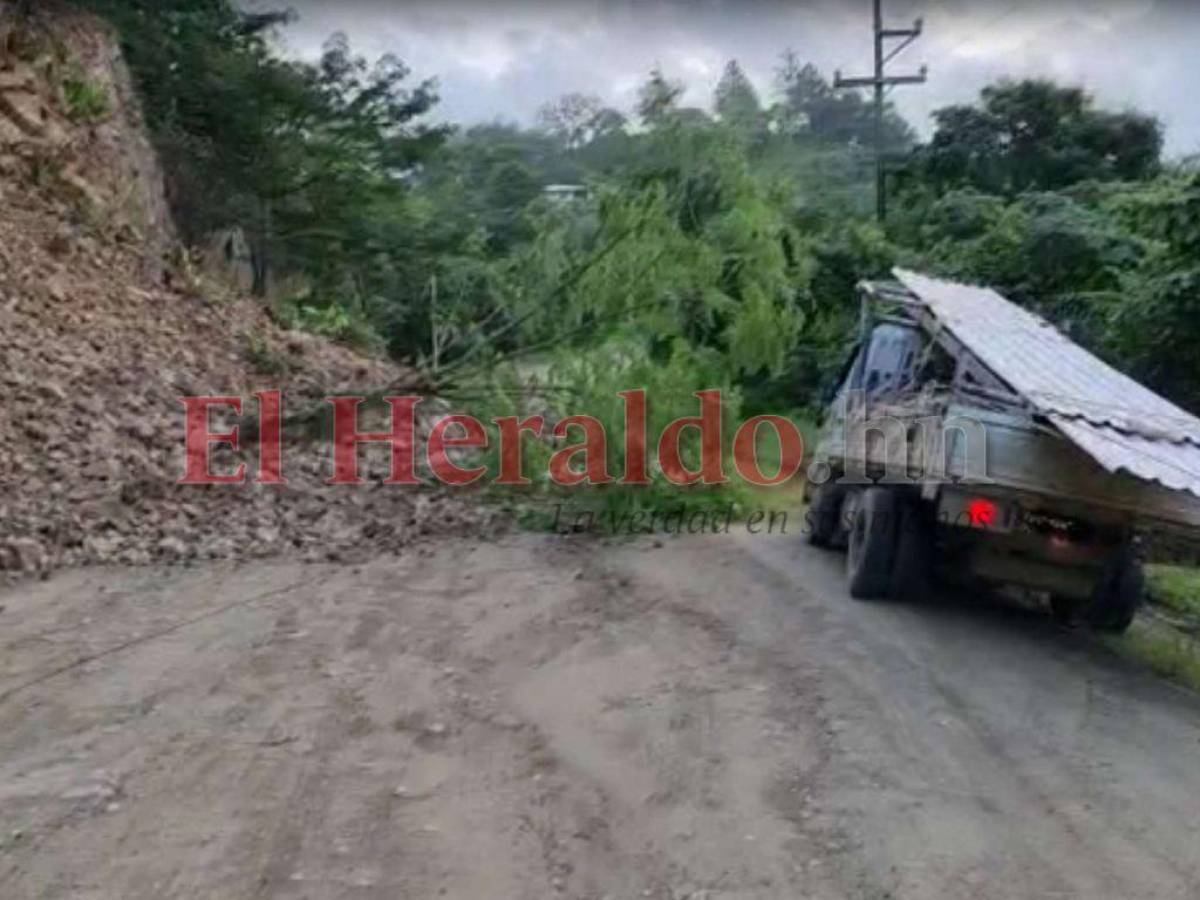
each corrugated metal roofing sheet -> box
[1051,416,1200,498]
[893,268,1200,497]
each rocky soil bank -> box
[0,6,495,583]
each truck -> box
[805,269,1200,633]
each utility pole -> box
[834,0,926,222]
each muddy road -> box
[2,530,1199,899]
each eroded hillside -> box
[0,5,491,581]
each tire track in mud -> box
[4,533,1200,899]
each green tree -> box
[637,66,685,127]
[713,60,764,139]
[1096,173,1200,406]
[772,51,911,151]
[914,79,1162,194]
[83,2,446,302]
[537,92,611,149]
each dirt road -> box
[2,529,1199,899]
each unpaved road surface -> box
[2,530,1200,899]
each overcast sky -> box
[244,0,1200,156]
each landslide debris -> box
[0,6,495,581]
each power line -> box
[0,579,310,706]
[834,0,928,222]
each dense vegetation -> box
[55,1,1200,502]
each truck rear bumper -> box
[962,546,1100,599]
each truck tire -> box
[1087,550,1144,634]
[847,487,898,599]
[807,480,847,548]
[1049,594,1079,627]
[889,495,932,601]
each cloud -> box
[245,0,1200,154]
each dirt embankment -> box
[0,7,492,583]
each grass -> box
[1144,564,1200,621]
[62,67,111,124]
[1103,617,1200,694]
[1115,563,1200,692]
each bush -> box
[242,334,291,376]
[62,67,111,123]
[276,297,384,354]
[454,332,815,534]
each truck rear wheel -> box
[847,487,898,599]
[890,495,932,601]
[1049,594,1079,627]
[807,480,847,548]
[1087,550,1143,634]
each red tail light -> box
[967,498,998,528]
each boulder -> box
[0,537,47,573]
